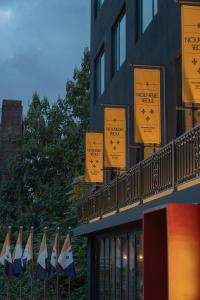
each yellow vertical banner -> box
[104,107,126,170]
[134,68,161,144]
[85,132,103,183]
[182,5,200,104]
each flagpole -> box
[56,227,60,300]
[30,226,34,300]
[30,269,33,300]
[19,280,22,300]
[56,272,59,300]
[44,279,46,300]
[7,279,10,300]
[7,226,11,300]
[43,226,48,300]
[68,279,71,300]
[68,227,71,300]
[19,226,23,300]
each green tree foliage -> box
[0,47,90,299]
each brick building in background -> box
[0,100,23,177]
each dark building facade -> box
[75,1,200,300]
[90,0,183,166]
[0,100,22,177]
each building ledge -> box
[74,182,200,236]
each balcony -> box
[78,124,200,224]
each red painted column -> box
[144,208,168,300]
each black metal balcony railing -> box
[78,125,200,224]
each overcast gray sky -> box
[0,0,90,112]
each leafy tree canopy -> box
[0,47,90,299]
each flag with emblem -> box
[58,233,75,280]
[22,229,33,272]
[49,230,60,278]
[36,230,48,281]
[13,228,23,277]
[0,228,13,277]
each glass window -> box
[96,0,105,16]
[99,239,105,300]
[95,240,100,295]
[122,237,128,299]
[154,0,158,15]
[110,238,115,300]
[105,239,110,300]
[95,232,143,300]
[98,0,104,8]
[116,237,121,300]
[96,50,105,100]
[129,235,136,299]
[175,56,184,136]
[113,12,126,74]
[136,233,144,300]
[142,0,158,32]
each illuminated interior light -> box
[137,254,144,262]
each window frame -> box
[95,48,105,102]
[112,9,126,77]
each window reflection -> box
[113,12,126,74]
[116,237,121,300]
[122,237,128,299]
[154,0,158,15]
[96,0,104,14]
[100,53,105,95]
[136,233,144,300]
[110,238,115,300]
[105,239,110,300]
[99,239,104,300]
[129,235,136,299]
[119,14,126,68]
[142,0,158,33]
[96,50,105,100]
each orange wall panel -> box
[167,204,200,300]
